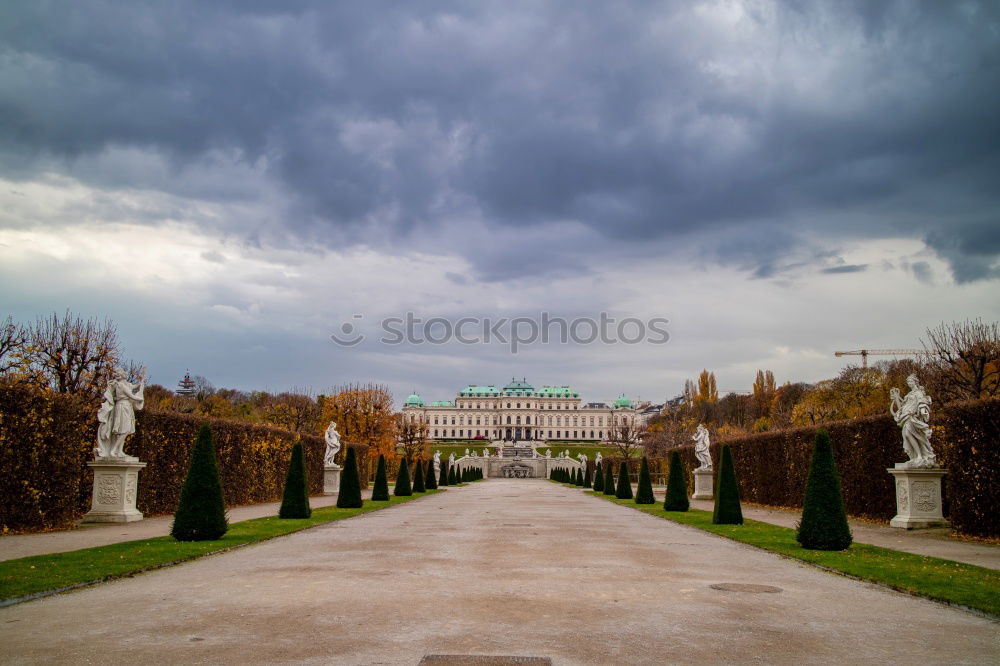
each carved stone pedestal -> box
[887,467,949,529]
[324,464,342,495]
[83,458,147,523]
[692,468,714,500]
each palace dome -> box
[612,394,634,408]
[502,378,535,396]
[405,393,424,407]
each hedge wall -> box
[0,384,350,533]
[671,398,999,538]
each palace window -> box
[506,416,511,424]
[451,429,455,437]
[451,417,456,425]
[516,416,521,424]
[525,415,531,424]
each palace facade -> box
[401,378,637,442]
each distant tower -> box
[176,371,196,396]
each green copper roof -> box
[428,400,454,407]
[404,393,424,406]
[612,394,634,408]
[503,378,535,395]
[538,385,578,398]
[458,385,500,397]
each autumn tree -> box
[922,319,1000,401]
[752,369,776,425]
[606,415,645,459]
[0,315,27,377]
[396,414,428,463]
[322,383,397,468]
[264,390,324,433]
[24,310,121,396]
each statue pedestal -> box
[692,468,714,500]
[83,458,147,523]
[324,464,342,496]
[887,467,949,529]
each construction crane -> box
[834,349,924,368]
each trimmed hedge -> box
[278,441,311,519]
[797,429,851,550]
[0,384,361,533]
[171,424,229,540]
[669,398,1000,538]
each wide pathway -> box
[2,480,997,665]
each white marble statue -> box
[483,448,489,457]
[595,451,602,467]
[95,367,147,459]
[545,449,551,458]
[890,374,936,469]
[564,449,570,459]
[465,447,470,457]
[693,424,712,470]
[578,453,588,466]
[324,421,342,466]
[448,452,456,466]
[433,450,442,475]
[472,449,478,457]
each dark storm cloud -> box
[1,1,998,280]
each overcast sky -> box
[2,1,998,406]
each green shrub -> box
[448,465,457,485]
[712,445,743,525]
[584,463,593,487]
[337,446,363,508]
[371,454,389,501]
[278,441,311,519]
[615,462,633,500]
[413,460,426,493]
[395,457,412,496]
[425,458,438,490]
[593,462,604,492]
[439,461,449,486]
[603,463,616,496]
[171,424,228,541]
[635,456,654,504]
[797,429,853,550]
[663,450,689,512]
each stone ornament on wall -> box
[889,374,937,469]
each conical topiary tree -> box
[413,460,426,492]
[712,444,742,524]
[663,450,689,512]
[279,441,311,518]
[603,463,616,495]
[371,454,389,501]
[395,457,412,496]
[448,465,457,485]
[584,463,592,487]
[615,461,633,499]
[593,462,604,492]
[337,446,363,508]
[425,458,438,490]
[635,456,654,504]
[797,429,853,550]
[439,460,449,486]
[171,424,228,541]
[573,467,582,486]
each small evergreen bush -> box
[425,458,438,490]
[584,464,592,487]
[448,465,457,485]
[712,445,743,525]
[663,450,689,511]
[439,461,449,486]
[593,462,604,492]
[336,446,363,508]
[603,463,616,495]
[413,460,426,493]
[371,454,389,501]
[797,429,853,550]
[395,457,412,496]
[278,441,311,518]
[635,456,654,504]
[171,424,228,541]
[615,462,633,499]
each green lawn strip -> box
[0,490,441,604]
[587,491,1000,617]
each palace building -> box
[401,378,637,442]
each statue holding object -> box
[693,424,712,471]
[95,367,147,459]
[890,374,937,469]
